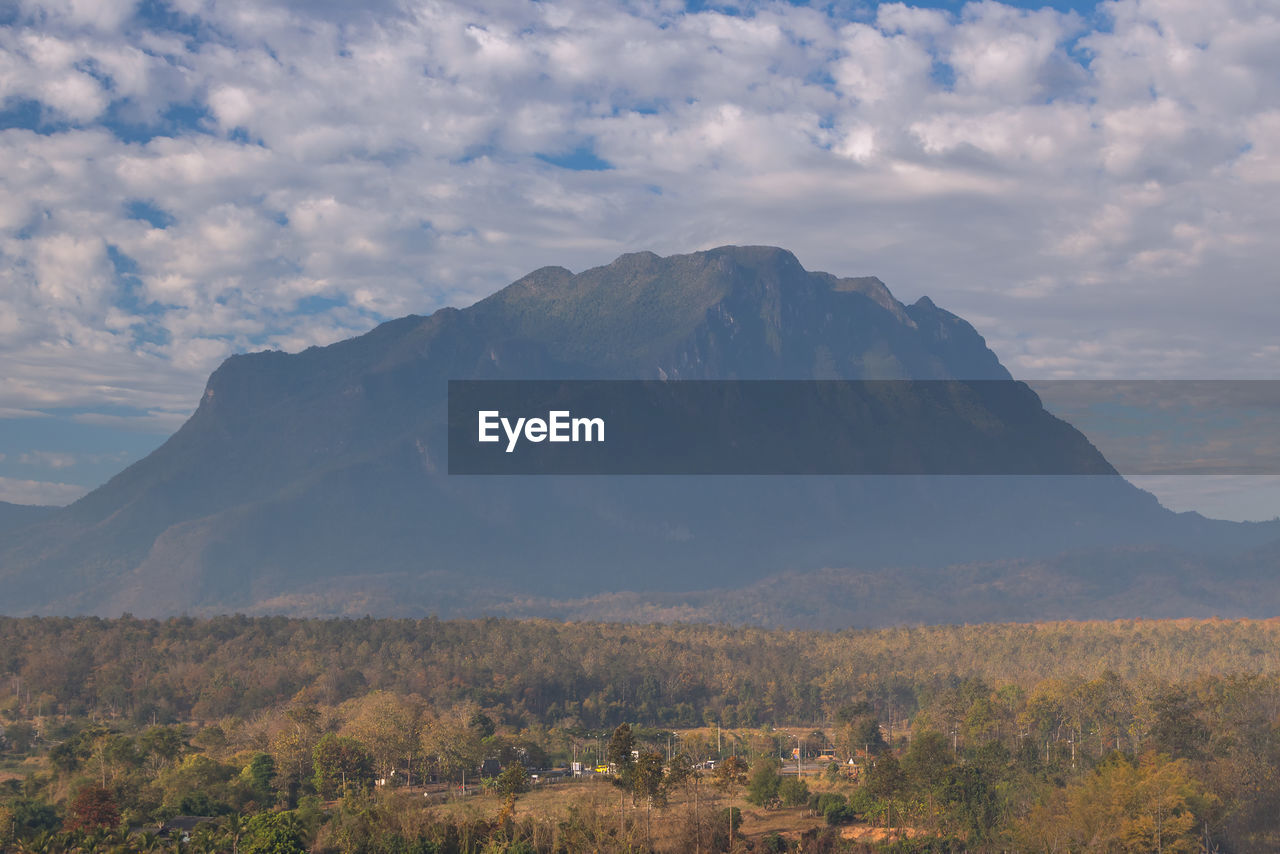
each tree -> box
[496,761,531,800]
[904,731,952,784]
[903,728,952,820]
[606,723,637,785]
[312,734,374,799]
[714,755,747,791]
[341,691,418,785]
[606,723,639,835]
[243,811,306,854]
[1150,689,1210,760]
[1016,752,1213,853]
[420,703,484,787]
[140,725,186,770]
[242,752,277,805]
[778,776,809,807]
[710,807,742,853]
[272,704,323,802]
[865,754,904,801]
[635,748,670,845]
[746,757,782,806]
[65,785,120,833]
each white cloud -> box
[18,0,139,33]
[1126,476,1280,523]
[18,450,76,468]
[0,475,88,506]
[0,0,1276,431]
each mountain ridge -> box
[2,245,1276,619]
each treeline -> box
[4,617,1280,850]
[4,615,1280,728]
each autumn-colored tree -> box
[713,755,746,791]
[420,702,484,786]
[271,704,323,800]
[64,785,120,833]
[1017,752,1214,853]
[341,690,419,785]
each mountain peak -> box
[14,245,1227,620]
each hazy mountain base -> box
[209,544,1279,629]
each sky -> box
[0,0,1277,518]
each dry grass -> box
[402,773,906,851]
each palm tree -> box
[133,831,164,853]
[15,829,61,854]
[188,824,222,853]
[219,814,245,854]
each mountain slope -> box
[1,246,1275,618]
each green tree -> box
[865,754,904,801]
[312,734,374,799]
[242,752,277,805]
[746,757,782,806]
[140,725,186,770]
[1150,688,1210,760]
[633,751,667,808]
[606,723,637,785]
[496,761,531,800]
[243,811,306,854]
[778,776,809,807]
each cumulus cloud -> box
[0,0,1277,511]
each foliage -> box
[713,755,747,791]
[495,762,530,800]
[313,734,375,799]
[760,830,790,852]
[243,751,278,805]
[1017,752,1214,853]
[746,757,782,806]
[64,785,119,832]
[777,776,809,807]
[606,723,635,783]
[244,810,307,854]
[632,750,667,807]
[419,703,483,785]
[6,615,1280,850]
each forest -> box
[3,615,1280,852]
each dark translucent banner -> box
[448,380,1280,475]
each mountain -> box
[0,501,57,536]
[1,246,1276,619]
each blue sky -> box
[1,0,1279,519]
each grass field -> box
[413,769,896,851]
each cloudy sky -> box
[1,0,1277,517]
